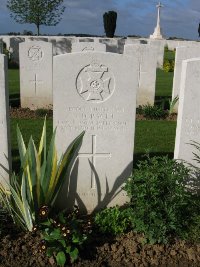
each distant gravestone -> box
[72,41,106,52]
[19,41,53,110]
[99,38,118,53]
[124,44,157,106]
[174,57,200,167]
[56,38,75,54]
[53,52,139,212]
[148,39,165,68]
[172,46,200,112]
[0,55,11,185]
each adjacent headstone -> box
[19,41,53,110]
[53,52,139,212]
[0,55,11,185]
[99,38,118,53]
[172,46,200,112]
[148,39,165,68]
[72,41,106,52]
[10,37,25,64]
[56,38,73,54]
[0,39,3,53]
[124,44,157,106]
[174,57,200,167]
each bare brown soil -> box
[0,228,199,267]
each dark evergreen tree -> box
[103,11,117,38]
[198,23,200,37]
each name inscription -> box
[57,106,128,132]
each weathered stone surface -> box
[172,46,200,112]
[148,39,165,68]
[0,55,11,184]
[19,41,53,110]
[124,44,157,106]
[174,57,200,167]
[72,41,106,52]
[53,52,139,212]
[99,38,118,53]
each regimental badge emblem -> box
[28,46,43,61]
[76,61,115,103]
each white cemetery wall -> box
[124,44,157,106]
[19,41,53,109]
[0,55,11,184]
[53,51,139,212]
[174,57,200,167]
[172,46,200,112]
[72,41,106,52]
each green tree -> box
[7,0,65,36]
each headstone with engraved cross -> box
[0,54,11,185]
[53,51,139,212]
[124,44,157,106]
[19,41,53,110]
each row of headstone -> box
[0,55,11,185]
[1,49,200,212]
[19,40,160,110]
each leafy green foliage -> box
[137,104,167,120]
[7,0,65,35]
[94,206,131,235]
[124,155,197,244]
[163,59,175,72]
[40,208,91,265]
[0,119,84,231]
[103,11,117,38]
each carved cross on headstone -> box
[78,135,111,189]
[29,74,43,95]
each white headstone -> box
[72,41,106,52]
[148,39,165,68]
[0,55,11,184]
[174,57,200,166]
[56,38,73,54]
[53,52,139,212]
[99,38,118,53]
[172,46,200,112]
[19,41,53,110]
[124,44,157,106]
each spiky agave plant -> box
[0,119,84,231]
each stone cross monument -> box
[150,2,164,39]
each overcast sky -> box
[0,0,200,40]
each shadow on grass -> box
[9,93,20,108]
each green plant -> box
[103,11,117,38]
[94,206,131,235]
[124,155,195,244]
[0,119,84,231]
[168,96,179,114]
[138,104,167,120]
[163,59,174,72]
[39,207,91,265]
